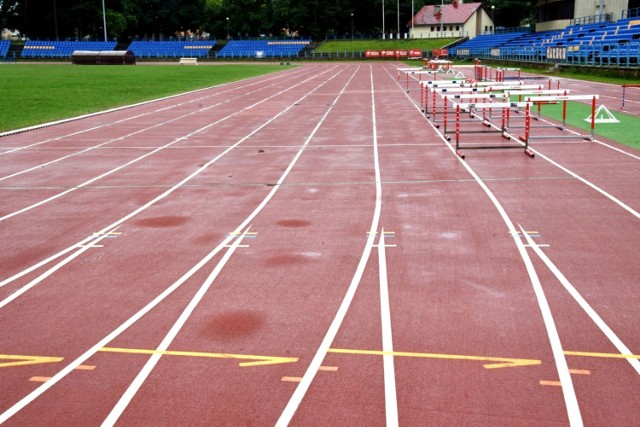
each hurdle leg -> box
[455,105,464,159]
[589,96,596,141]
[443,97,451,140]
[522,104,534,157]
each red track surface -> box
[1,63,639,426]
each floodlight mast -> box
[102,0,107,41]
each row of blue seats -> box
[21,41,117,58]
[128,41,216,58]
[217,40,310,58]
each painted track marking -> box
[99,347,297,367]
[328,348,541,369]
[520,226,640,376]
[378,229,399,426]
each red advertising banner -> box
[364,49,423,59]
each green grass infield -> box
[0,64,288,132]
[529,100,640,151]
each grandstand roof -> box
[410,2,483,26]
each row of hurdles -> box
[397,65,602,159]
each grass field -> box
[0,64,287,132]
[316,38,458,53]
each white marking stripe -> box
[379,230,399,426]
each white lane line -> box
[519,225,640,375]
[0,65,339,292]
[0,65,347,424]
[528,142,639,219]
[276,64,381,427]
[388,66,584,427]
[101,226,252,426]
[378,229,399,427]
[531,114,640,161]
[0,226,120,309]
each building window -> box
[456,25,460,31]
[431,26,435,32]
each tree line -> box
[0,0,536,42]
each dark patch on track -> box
[203,310,264,341]
[135,215,189,228]
[276,219,311,228]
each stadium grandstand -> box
[126,41,216,59]
[449,5,640,66]
[216,39,311,59]
[20,41,117,59]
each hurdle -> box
[621,83,640,110]
[397,67,424,93]
[495,68,521,82]
[427,83,547,124]
[450,101,535,158]
[441,93,508,138]
[502,89,570,130]
[523,94,599,141]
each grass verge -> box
[0,64,288,132]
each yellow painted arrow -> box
[328,348,541,369]
[0,354,64,368]
[564,350,640,360]
[100,347,298,367]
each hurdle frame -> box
[523,94,599,142]
[621,83,640,110]
[451,101,535,159]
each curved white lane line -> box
[276,64,381,427]
[388,65,583,426]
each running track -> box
[0,63,638,426]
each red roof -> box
[410,2,483,26]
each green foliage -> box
[2,0,539,42]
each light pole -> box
[491,5,495,33]
[382,0,385,38]
[350,13,354,40]
[101,0,107,41]
[396,0,400,39]
[226,16,229,39]
[411,0,414,38]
